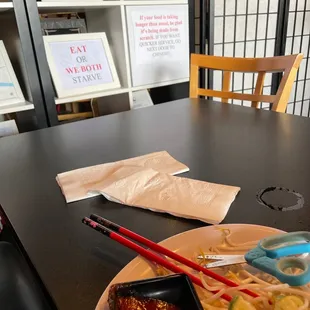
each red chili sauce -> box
[116,296,180,310]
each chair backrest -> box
[190,53,303,113]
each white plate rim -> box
[95,223,284,309]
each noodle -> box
[224,283,263,293]
[214,245,259,251]
[215,227,258,249]
[203,288,227,304]
[261,283,289,291]
[240,270,272,286]
[224,234,258,248]
[200,272,227,291]
[263,287,310,299]
[241,277,254,284]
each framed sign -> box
[126,5,189,87]
[43,33,120,98]
[0,41,25,106]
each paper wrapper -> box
[90,166,241,224]
[56,151,189,203]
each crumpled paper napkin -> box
[56,151,189,203]
[88,165,240,224]
[88,166,240,224]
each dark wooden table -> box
[1,98,310,309]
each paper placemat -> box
[57,151,189,203]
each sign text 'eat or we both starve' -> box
[43,33,120,98]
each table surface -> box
[1,98,310,309]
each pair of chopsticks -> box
[82,214,259,302]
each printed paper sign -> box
[0,42,24,106]
[48,39,113,90]
[132,10,187,65]
[126,5,189,87]
[0,67,17,101]
[44,33,120,98]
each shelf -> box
[0,101,34,115]
[122,0,187,4]
[0,2,13,12]
[37,0,187,12]
[55,87,129,104]
[131,78,189,92]
[54,79,188,104]
[37,1,119,12]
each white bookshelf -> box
[0,2,13,12]
[37,1,119,12]
[55,88,129,105]
[37,0,190,111]
[38,1,188,8]
[0,101,34,115]
[0,5,37,118]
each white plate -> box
[96,224,283,310]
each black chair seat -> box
[0,242,52,310]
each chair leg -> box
[72,102,79,114]
[91,98,100,117]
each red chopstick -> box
[89,214,259,299]
[82,217,232,302]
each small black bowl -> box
[108,273,203,310]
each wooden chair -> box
[190,53,303,113]
[57,99,99,122]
